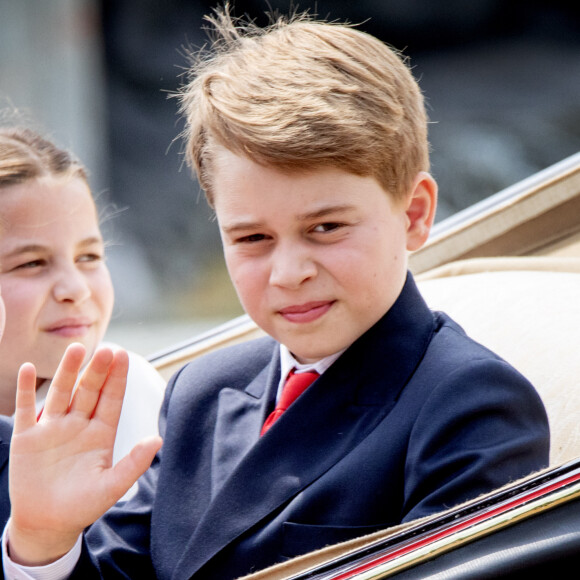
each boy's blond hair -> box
[180,6,429,206]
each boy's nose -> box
[52,267,91,303]
[269,243,317,289]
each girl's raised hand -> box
[7,343,162,566]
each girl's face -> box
[0,288,5,344]
[0,175,114,396]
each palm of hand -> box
[11,411,121,533]
[7,344,162,565]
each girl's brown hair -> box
[0,126,87,188]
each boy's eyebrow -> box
[222,204,357,234]
[220,221,265,235]
[296,204,356,221]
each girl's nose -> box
[52,267,91,303]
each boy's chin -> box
[290,352,322,365]
[287,342,342,364]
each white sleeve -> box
[112,349,166,464]
[105,347,166,501]
[2,524,82,580]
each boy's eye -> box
[312,222,344,233]
[237,233,268,243]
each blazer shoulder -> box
[183,334,276,373]
[420,310,546,408]
[419,311,546,415]
[431,310,508,364]
[166,334,278,395]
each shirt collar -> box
[277,344,346,399]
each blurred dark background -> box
[2,0,580,352]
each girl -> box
[0,126,165,472]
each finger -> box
[69,346,116,417]
[105,436,163,503]
[42,343,87,418]
[14,363,39,433]
[91,350,129,429]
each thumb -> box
[106,436,163,501]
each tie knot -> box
[260,369,319,435]
[278,370,319,409]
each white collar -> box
[277,344,346,399]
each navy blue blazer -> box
[76,274,549,579]
[0,417,10,537]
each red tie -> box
[261,369,319,435]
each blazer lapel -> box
[173,274,434,580]
[210,355,280,499]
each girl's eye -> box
[77,253,103,263]
[15,259,46,270]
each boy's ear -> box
[404,172,437,252]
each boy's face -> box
[213,148,435,363]
[0,176,114,388]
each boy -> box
[4,7,548,579]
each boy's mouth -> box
[278,301,334,323]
